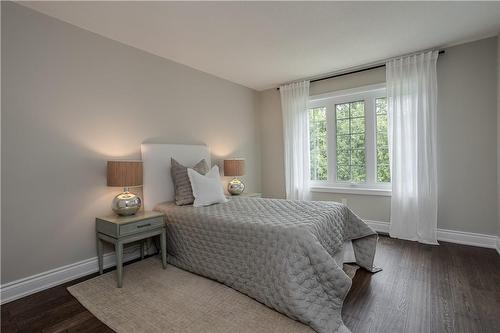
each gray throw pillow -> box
[171,158,209,205]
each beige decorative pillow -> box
[171,158,209,205]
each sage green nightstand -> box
[95,211,167,288]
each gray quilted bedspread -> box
[155,197,378,333]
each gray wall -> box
[1,2,261,284]
[498,35,500,238]
[258,37,498,235]
[258,89,286,199]
[437,37,497,234]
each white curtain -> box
[280,80,311,200]
[387,51,439,245]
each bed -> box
[141,143,379,333]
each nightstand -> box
[237,192,262,198]
[227,192,262,198]
[95,211,166,287]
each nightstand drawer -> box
[119,216,164,236]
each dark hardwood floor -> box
[344,236,500,332]
[2,236,500,333]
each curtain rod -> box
[277,50,445,90]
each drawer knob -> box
[137,223,151,228]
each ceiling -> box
[21,1,500,91]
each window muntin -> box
[309,107,327,181]
[308,84,390,189]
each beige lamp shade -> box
[107,161,143,187]
[224,159,245,177]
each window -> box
[376,98,390,183]
[309,107,327,181]
[308,84,391,194]
[335,101,366,182]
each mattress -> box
[155,197,378,333]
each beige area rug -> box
[68,257,359,333]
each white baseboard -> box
[437,228,498,249]
[365,220,498,249]
[364,220,390,233]
[0,244,142,304]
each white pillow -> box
[187,165,228,207]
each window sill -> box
[310,185,392,197]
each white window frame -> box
[308,83,391,196]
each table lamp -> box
[107,160,143,216]
[224,158,245,195]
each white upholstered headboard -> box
[141,143,211,210]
